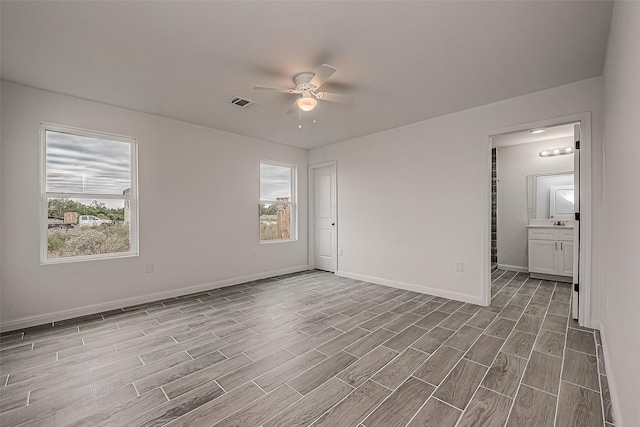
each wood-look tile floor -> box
[0,270,615,427]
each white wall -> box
[0,82,308,330]
[309,77,603,310]
[496,138,574,269]
[0,81,3,326]
[601,1,640,425]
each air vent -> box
[229,96,258,108]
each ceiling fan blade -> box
[309,64,336,89]
[286,99,300,114]
[253,85,298,94]
[315,91,354,104]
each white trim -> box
[46,193,131,200]
[486,112,592,327]
[40,251,139,265]
[577,113,592,327]
[529,272,573,283]
[308,161,338,272]
[259,160,298,242]
[259,238,297,245]
[0,265,309,333]
[336,270,485,305]
[584,316,601,331]
[481,137,492,306]
[572,123,581,320]
[40,123,139,264]
[259,200,293,205]
[598,322,624,427]
[497,264,529,273]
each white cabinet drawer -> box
[528,229,558,240]
[558,229,574,241]
[528,228,574,241]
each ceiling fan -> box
[254,64,353,114]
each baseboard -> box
[529,272,573,284]
[497,264,529,273]
[585,315,601,331]
[335,270,485,305]
[0,265,309,333]
[598,321,624,427]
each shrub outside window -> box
[260,161,296,242]
[41,124,138,263]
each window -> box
[260,161,296,242]
[41,124,138,263]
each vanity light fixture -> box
[540,147,574,157]
[530,129,546,134]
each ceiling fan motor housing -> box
[294,72,317,92]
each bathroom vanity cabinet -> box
[527,227,573,282]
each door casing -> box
[308,161,338,272]
[486,112,592,327]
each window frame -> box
[40,123,139,264]
[259,160,297,244]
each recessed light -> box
[530,129,546,134]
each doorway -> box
[487,113,592,326]
[309,162,337,272]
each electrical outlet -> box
[456,261,464,272]
[339,207,343,214]
[146,263,154,273]
[339,248,344,256]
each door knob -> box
[332,223,335,226]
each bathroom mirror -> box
[527,172,574,219]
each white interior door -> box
[313,164,337,272]
[572,123,580,320]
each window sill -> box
[260,238,297,245]
[41,251,139,265]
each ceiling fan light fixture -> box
[297,97,317,112]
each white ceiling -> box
[492,123,575,148]
[0,1,613,150]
